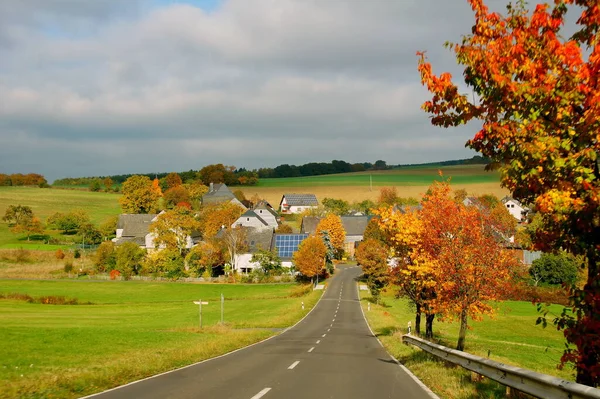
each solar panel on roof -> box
[274,234,309,258]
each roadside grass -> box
[359,288,574,399]
[0,280,321,399]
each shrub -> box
[529,252,580,286]
[94,241,116,272]
[143,249,185,278]
[109,269,121,280]
[74,249,81,259]
[115,242,145,278]
[64,260,74,273]
[14,248,31,263]
[55,249,65,260]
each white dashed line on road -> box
[327,328,331,332]
[288,361,300,370]
[250,388,272,399]
[322,333,327,337]
[316,340,320,344]
[308,347,314,353]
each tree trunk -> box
[575,250,600,386]
[415,303,421,336]
[457,309,468,351]
[425,313,435,339]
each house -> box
[253,200,279,228]
[231,210,270,229]
[300,215,373,257]
[501,196,528,222]
[229,227,276,273]
[279,193,318,214]
[114,212,200,252]
[114,214,158,248]
[202,183,246,210]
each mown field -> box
[0,280,321,399]
[360,289,574,399]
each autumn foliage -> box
[355,238,389,302]
[315,214,346,258]
[293,235,326,280]
[418,0,600,384]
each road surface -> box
[87,265,435,399]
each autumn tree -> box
[363,216,389,245]
[99,215,119,240]
[185,240,226,276]
[222,227,248,273]
[418,0,600,382]
[322,198,350,215]
[115,242,145,278]
[199,164,236,186]
[198,202,244,238]
[276,224,293,234]
[293,235,326,282]
[3,205,33,226]
[149,206,201,255]
[120,175,160,214]
[315,214,346,258]
[163,185,191,209]
[78,223,103,245]
[165,172,183,189]
[355,238,389,303]
[378,187,399,206]
[103,177,114,192]
[183,181,209,209]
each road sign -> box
[193,299,209,329]
[194,301,209,305]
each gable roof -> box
[254,202,279,218]
[245,227,275,252]
[238,210,268,227]
[202,183,236,205]
[118,214,158,237]
[300,215,373,236]
[281,193,318,206]
[501,196,523,207]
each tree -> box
[78,223,102,245]
[251,249,283,275]
[165,172,182,189]
[115,242,145,278]
[120,175,160,213]
[293,235,326,281]
[417,0,600,382]
[89,179,102,192]
[94,241,116,272]
[149,206,201,255]
[11,217,44,241]
[363,216,389,245]
[103,177,113,192]
[199,202,244,238]
[322,198,350,215]
[373,160,387,170]
[276,224,293,234]
[355,238,389,303]
[530,252,580,286]
[163,186,191,209]
[183,181,209,209]
[199,164,236,185]
[47,209,90,234]
[222,227,248,273]
[378,187,398,206]
[185,240,226,276]
[3,205,33,226]
[353,199,376,215]
[453,188,468,203]
[99,215,119,241]
[315,214,346,258]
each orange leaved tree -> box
[199,202,244,238]
[293,235,326,283]
[418,0,600,383]
[315,214,346,258]
[355,238,389,303]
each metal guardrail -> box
[402,334,600,399]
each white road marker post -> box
[368,302,371,312]
[302,301,305,310]
[407,321,412,335]
[220,293,224,324]
[193,300,209,329]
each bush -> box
[14,248,31,263]
[74,249,81,259]
[94,241,116,272]
[64,260,74,273]
[143,249,185,278]
[109,269,121,280]
[55,249,65,260]
[529,252,580,286]
[115,242,145,278]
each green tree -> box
[322,198,350,215]
[115,242,145,278]
[355,238,389,303]
[78,223,103,245]
[119,175,160,213]
[94,241,116,272]
[47,209,90,234]
[99,215,119,241]
[530,252,580,286]
[251,249,283,275]
[89,179,102,192]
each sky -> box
[0,0,545,182]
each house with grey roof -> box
[229,227,276,273]
[279,193,319,214]
[231,210,269,229]
[114,214,158,248]
[300,215,373,257]
[202,183,247,210]
[501,196,529,222]
[253,201,279,228]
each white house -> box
[231,210,269,229]
[279,193,319,214]
[253,201,279,228]
[501,196,528,221]
[229,227,275,273]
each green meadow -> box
[360,289,574,399]
[0,280,321,399]
[256,165,500,187]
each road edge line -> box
[80,286,326,399]
[355,277,440,399]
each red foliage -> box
[109,269,121,280]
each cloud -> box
[0,0,512,182]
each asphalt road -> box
[86,265,434,399]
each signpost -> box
[193,300,209,329]
[220,293,224,324]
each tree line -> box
[0,173,48,187]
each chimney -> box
[210,182,214,192]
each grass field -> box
[0,280,321,399]
[360,289,574,399]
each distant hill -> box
[392,155,490,169]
